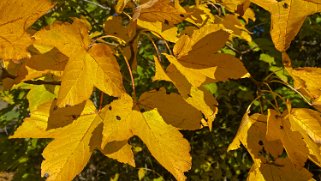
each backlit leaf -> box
[139,88,203,130]
[0,0,54,60]
[34,19,125,107]
[287,67,321,111]
[267,109,309,167]
[100,95,192,180]
[133,109,191,181]
[133,0,187,25]
[251,0,321,51]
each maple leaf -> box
[289,108,321,167]
[115,0,132,14]
[139,88,204,130]
[266,109,308,167]
[0,0,54,60]
[290,108,321,144]
[217,0,250,13]
[137,20,179,43]
[154,58,218,130]
[228,111,313,180]
[34,19,125,107]
[286,67,321,111]
[248,158,313,181]
[133,0,187,25]
[11,99,135,180]
[171,24,249,84]
[251,0,321,51]
[184,4,215,27]
[26,84,58,112]
[215,14,252,42]
[228,111,259,151]
[100,94,192,180]
[104,15,136,43]
[15,48,67,83]
[267,108,321,168]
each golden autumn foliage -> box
[2,0,321,180]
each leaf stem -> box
[270,80,313,106]
[99,91,104,111]
[141,32,162,62]
[120,49,137,103]
[80,0,110,10]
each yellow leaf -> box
[229,112,284,159]
[289,108,321,167]
[184,4,215,27]
[227,110,312,180]
[216,14,252,42]
[242,8,256,23]
[286,67,321,111]
[100,95,192,180]
[27,84,58,112]
[248,158,313,181]
[153,56,171,82]
[0,0,54,60]
[100,94,134,147]
[290,108,321,144]
[104,16,136,42]
[10,101,58,139]
[137,19,179,43]
[34,19,125,107]
[251,0,321,51]
[164,54,217,87]
[133,109,191,181]
[219,0,250,12]
[139,88,203,130]
[133,0,187,25]
[11,99,136,181]
[115,0,131,13]
[174,24,228,59]
[15,48,67,83]
[165,65,218,130]
[138,168,146,180]
[41,114,100,181]
[267,109,309,167]
[88,44,124,98]
[228,111,256,151]
[173,24,249,82]
[102,141,135,167]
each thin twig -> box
[120,49,137,103]
[263,82,279,109]
[80,0,110,10]
[99,91,104,111]
[141,32,162,62]
[270,80,313,106]
[24,80,61,85]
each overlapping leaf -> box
[133,0,187,25]
[267,109,308,167]
[228,111,313,180]
[34,19,125,107]
[153,56,218,129]
[100,94,192,180]
[11,99,135,181]
[0,0,54,60]
[137,19,179,42]
[286,67,321,111]
[139,88,204,130]
[15,48,67,83]
[171,24,249,85]
[251,0,321,51]
[266,108,321,168]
